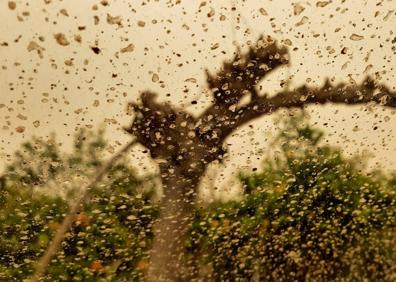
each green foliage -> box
[0,129,158,281]
[190,112,396,281]
[1,114,395,281]
[0,187,68,280]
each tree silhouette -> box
[126,35,396,281]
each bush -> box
[0,129,158,281]
[1,115,395,281]
[190,112,396,281]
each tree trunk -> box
[147,163,204,281]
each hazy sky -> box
[0,0,395,197]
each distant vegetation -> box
[0,130,158,281]
[190,113,396,281]
[1,113,395,281]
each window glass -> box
[1,1,395,281]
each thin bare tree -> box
[29,140,137,282]
[126,36,396,281]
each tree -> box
[125,35,396,281]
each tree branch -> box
[205,36,288,106]
[127,38,395,166]
[196,36,289,153]
[29,140,137,282]
[221,77,396,140]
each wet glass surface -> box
[0,1,395,281]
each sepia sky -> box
[0,0,395,198]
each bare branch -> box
[29,140,137,282]
[221,77,396,140]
